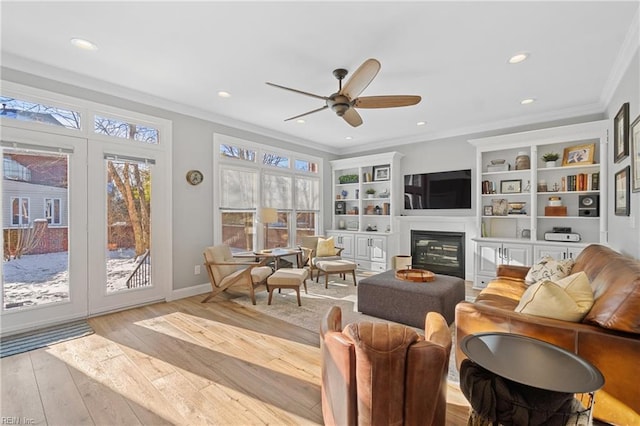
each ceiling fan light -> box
[332,104,349,116]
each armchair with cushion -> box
[320,306,452,426]
[202,244,273,304]
[299,236,344,281]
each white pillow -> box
[525,256,574,285]
[515,271,594,322]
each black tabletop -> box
[461,332,604,393]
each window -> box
[215,134,322,250]
[3,157,31,181]
[0,96,81,130]
[94,115,159,144]
[44,198,62,225]
[220,144,256,162]
[11,197,30,226]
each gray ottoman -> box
[358,270,465,327]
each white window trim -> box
[11,196,30,226]
[44,197,62,225]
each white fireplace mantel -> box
[393,215,477,280]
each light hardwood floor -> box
[1,288,474,425]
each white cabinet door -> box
[534,245,567,261]
[476,242,501,275]
[567,246,584,260]
[355,235,371,260]
[369,235,387,263]
[327,232,355,258]
[503,243,531,266]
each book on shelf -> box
[565,172,599,191]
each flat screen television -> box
[404,169,472,209]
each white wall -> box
[605,49,640,258]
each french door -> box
[1,128,170,335]
[1,128,88,334]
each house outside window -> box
[44,198,62,225]
[11,197,30,226]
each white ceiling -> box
[1,1,639,155]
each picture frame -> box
[631,114,640,192]
[483,205,493,216]
[614,102,630,163]
[614,166,630,216]
[373,165,390,181]
[562,143,595,166]
[491,198,508,216]
[500,179,522,194]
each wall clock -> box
[186,169,204,185]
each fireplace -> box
[411,230,465,278]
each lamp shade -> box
[261,207,278,224]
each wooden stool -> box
[315,260,357,288]
[266,268,308,306]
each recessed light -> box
[416,121,427,126]
[520,98,536,105]
[508,53,529,64]
[70,38,97,51]
[217,91,231,98]
[345,136,353,140]
[296,119,305,124]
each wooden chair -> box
[299,235,344,281]
[202,244,273,304]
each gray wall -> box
[605,49,640,258]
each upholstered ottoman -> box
[358,270,465,327]
[315,259,357,288]
[267,268,308,306]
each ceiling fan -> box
[266,58,421,127]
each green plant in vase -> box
[365,188,376,198]
[542,152,560,167]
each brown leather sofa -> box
[321,306,452,426]
[455,244,640,425]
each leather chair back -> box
[320,306,451,426]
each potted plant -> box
[542,152,560,167]
[365,188,376,198]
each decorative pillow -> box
[316,237,336,257]
[515,271,594,322]
[525,256,574,285]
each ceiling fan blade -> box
[266,82,328,101]
[342,108,363,127]
[354,95,422,109]
[284,105,328,121]
[341,58,381,100]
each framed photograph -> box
[373,165,390,181]
[631,114,640,192]
[614,102,630,163]
[500,179,522,194]
[483,205,493,216]
[492,198,508,216]
[562,143,595,166]
[614,166,630,216]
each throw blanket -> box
[460,359,575,425]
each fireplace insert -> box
[411,230,465,278]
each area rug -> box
[0,320,94,358]
[231,275,462,382]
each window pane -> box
[221,167,257,209]
[263,173,292,209]
[94,115,159,144]
[265,212,289,249]
[3,151,70,309]
[219,144,256,162]
[295,212,317,245]
[295,176,320,210]
[106,159,152,292]
[45,198,62,225]
[295,159,318,173]
[0,96,81,130]
[222,212,255,251]
[263,153,289,168]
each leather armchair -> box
[320,306,452,426]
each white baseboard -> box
[169,283,210,301]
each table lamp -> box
[261,207,278,249]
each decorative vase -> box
[546,160,557,168]
[515,152,530,170]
